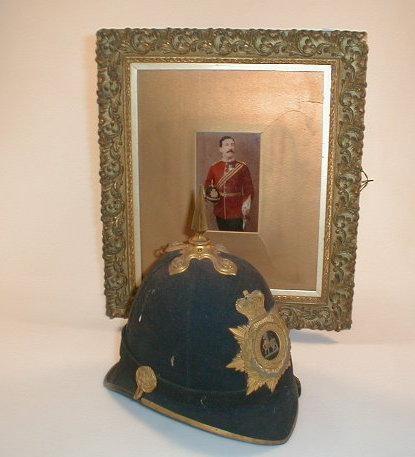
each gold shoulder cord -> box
[168,186,237,276]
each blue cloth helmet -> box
[105,190,300,444]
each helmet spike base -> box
[167,186,237,276]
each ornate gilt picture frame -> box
[96,28,368,331]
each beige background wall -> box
[1,1,414,456]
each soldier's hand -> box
[242,206,250,217]
[242,196,251,217]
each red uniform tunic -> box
[204,160,254,220]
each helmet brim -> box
[104,356,299,445]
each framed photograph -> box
[96,28,368,330]
[196,131,260,233]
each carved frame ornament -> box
[96,28,368,330]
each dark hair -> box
[219,136,235,147]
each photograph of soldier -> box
[196,132,260,233]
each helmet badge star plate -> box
[227,290,291,395]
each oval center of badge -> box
[260,330,280,360]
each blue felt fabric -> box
[105,250,300,443]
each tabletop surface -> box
[2,317,413,457]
